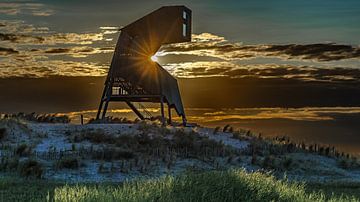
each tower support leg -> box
[101,99,110,119]
[182,116,187,127]
[168,105,172,125]
[160,96,165,126]
[100,80,114,120]
[96,84,107,120]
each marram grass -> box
[53,169,356,202]
[0,169,357,201]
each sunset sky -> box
[1,0,360,152]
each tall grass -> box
[53,169,356,202]
[0,169,357,201]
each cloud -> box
[0,2,54,16]
[0,32,105,45]
[40,46,113,58]
[0,20,49,34]
[0,19,359,82]
[0,58,108,78]
[261,44,360,61]
[0,33,44,44]
[0,20,106,46]
[0,19,116,77]
[161,33,360,62]
[185,107,360,123]
[163,61,360,82]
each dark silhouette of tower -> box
[96,6,192,125]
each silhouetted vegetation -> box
[87,116,135,124]
[4,112,70,123]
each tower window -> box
[183,23,187,37]
[183,11,187,20]
[112,87,120,95]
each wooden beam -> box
[126,101,145,120]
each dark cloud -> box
[166,61,360,83]
[0,47,18,55]
[0,32,104,45]
[0,33,44,43]
[44,48,70,54]
[262,44,360,61]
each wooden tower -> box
[96,6,192,125]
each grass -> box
[306,182,360,200]
[0,169,358,201]
[55,157,80,169]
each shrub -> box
[115,134,138,148]
[0,157,20,171]
[213,126,221,134]
[98,162,104,173]
[0,128,6,140]
[173,129,197,148]
[71,144,76,151]
[251,154,257,165]
[19,159,43,178]
[232,131,246,141]
[262,155,276,169]
[223,124,231,132]
[94,147,135,161]
[283,157,293,170]
[86,130,112,144]
[56,157,79,169]
[16,144,31,157]
[137,121,158,133]
[338,158,360,170]
[116,149,135,160]
[88,116,134,124]
[71,129,114,144]
[110,148,135,160]
[8,157,19,171]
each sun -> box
[150,55,158,62]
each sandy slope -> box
[0,120,359,183]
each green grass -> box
[306,182,360,200]
[0,169,358,202]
